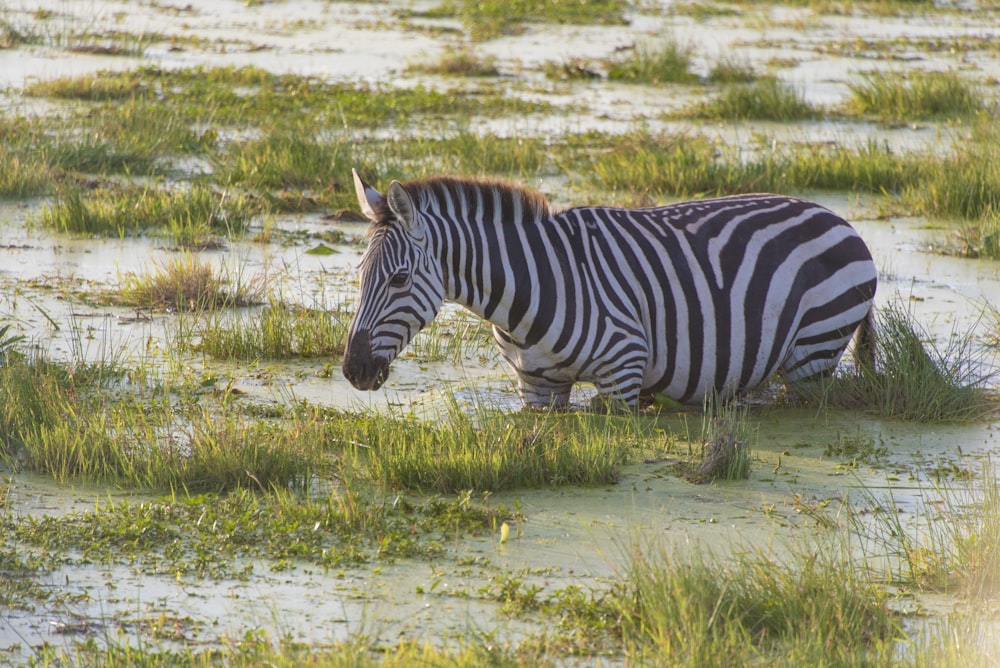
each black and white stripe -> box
[342,170,877,408]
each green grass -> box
[684,77,817,121]
[24,65,547,129]
[0,116,57,197]
[987,302,1000,349]
[706,56,758,84]
[577,129,927,202]
[607,39,698,85]
[0,322,26,366]
[953,207,1000,259]
[575,124,1000,229]
[356,405,637,492]
[905,116,1000,226]
[212,123,360,213]
[0,353,321,490]
[191,300,352,360]
[490,535,911,664]
[399,131,552,179]
[0,343,639,495]
[38,635,533,667]
[0,106,206,198]
[846,70,985,122]
[22,71,148,102]
[733,0,936,14]
[216,129,554,214]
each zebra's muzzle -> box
[342,329,391,391]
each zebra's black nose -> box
[342,329,390,391]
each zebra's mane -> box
[368,176,550,232]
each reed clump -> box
[815,302,995,422]
[117,255,264,312]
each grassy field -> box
[1,0,999,664]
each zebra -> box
[341,169,877,410]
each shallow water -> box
[2,0,1000,662]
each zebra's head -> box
[342,169,445,391]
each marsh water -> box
[2,0,1000,662]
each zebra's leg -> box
[493,326,573,410]
[516,377,572,411]
[591,368,644,413]
[779,332,853,401]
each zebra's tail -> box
[853,308,877,374]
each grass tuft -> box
[685,76,817,121]
[846,69,985,122]
[953,207,1000,259]
[0,322,26,366]
[907,116,1000,225]
[706,57,758,84]
[0,353,311,490]
[418,0,628,41]
[116,255,264,312]
[406,48,501,77]
[689,396,754,482]
[607,39,697,85]
[806,302,995,421]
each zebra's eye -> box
[388,271,409,288]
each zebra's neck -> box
[408,177,553,336]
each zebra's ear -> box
[387,180,424,240]
[353,168,383,222]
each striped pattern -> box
[342,172,877,408]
